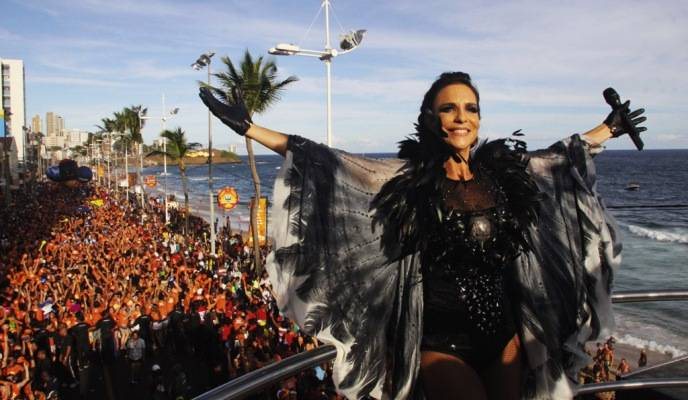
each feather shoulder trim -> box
[372,133,541,260]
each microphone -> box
[603,87,644,150]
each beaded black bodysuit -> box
[421,170,523,367]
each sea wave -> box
[615,333,686,357]
[627,224,688,244]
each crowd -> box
[577,337,652,400]
[0,181,342,400]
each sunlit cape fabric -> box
[266,134,620,399]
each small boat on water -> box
[625,182,640,191]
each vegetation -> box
[146,127,202,233]
[206,50,298,272]
[145,148,240,166]
[95,107,147,196]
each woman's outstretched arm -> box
[582,123,613,146]
[245,124,288,156]
[199,87,289,157]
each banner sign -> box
[0,108,5,136]
[127,172,137,187]
[0,72,4,136]
[144,175,157,188]
[217,187,239,210]
[247,196,268,246]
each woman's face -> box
[432,83,480,156]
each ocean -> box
[143,148,688,357]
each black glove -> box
[199,87,252,136]
[602,88,647,149]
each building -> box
[153,137,166,149]
[1,59,26,163]
[31,114,41,134]
[56,115,64,135]
[64,128,89,149]
[0,136,19,182]
[186,149,210,158]
[45,112,64,138]
[46,112,55,137]
[44,134,65,150]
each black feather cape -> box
[267,133,620,399]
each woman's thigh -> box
[420,350,487,400]
[480,334,521,400]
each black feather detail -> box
[275,136,409,398]
[278,136,339,295]
[372,131,541,262]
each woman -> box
[199,72,646,399]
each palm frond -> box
[146,149,171,158]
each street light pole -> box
[324,0,333,147]
[141,95,178,225]
[162,94,169,225]
[106,134,111,190]
[192,51,217,257]
[207,60,216,257]
[135,109,147,224]
[269,1,365,147]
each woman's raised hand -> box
[602,88,647,149]
[199,87,252,136]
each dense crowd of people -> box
[0,181,342,400]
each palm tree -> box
[206,50,298,272]
[114,106,147,207]
[68,145,88,163]
[112,111,134,192]
[146,127,201,233]
[96,117,118,190]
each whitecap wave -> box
[627,224,688,244]
[615,333,686,357]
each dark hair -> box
[417,72,481,130]
[404,72,481,161]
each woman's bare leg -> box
[481,335,521,400]
[420,351,487,400]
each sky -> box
[2,0,687,154]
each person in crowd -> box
[199,70,646,399]
[67,311,91,398]
[125,330,145,384]
[638,349,648,367]
[617,358,631,378]
[602,342,615,380]
[148,363,167,400]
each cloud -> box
[29,75,132,87]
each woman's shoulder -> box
[471,136,529,170]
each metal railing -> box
[574,378,688,396]
[194,346,337,400]
[610,289,688,303]
[193,290,688,400]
